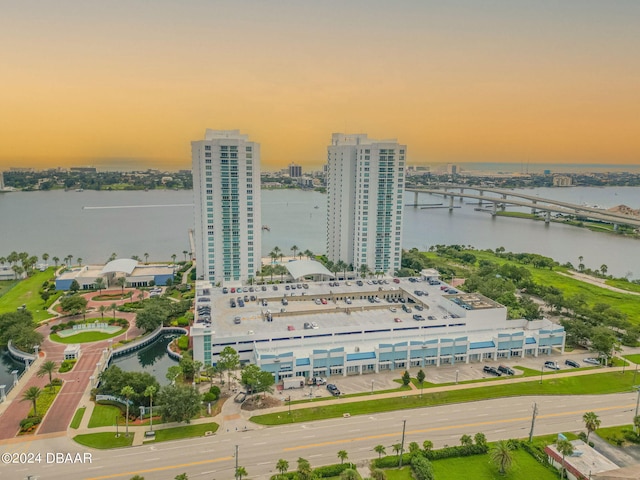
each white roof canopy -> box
[284,260,333,280]
[101,258,138,275]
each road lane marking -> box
[84,456,233,480]
[283,402,636,452]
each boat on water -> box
[75,188,84,192]
[314,205,319,209]
[262,225,270,231]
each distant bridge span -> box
[405,186,640,228]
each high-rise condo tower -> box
[192,129,261,284]
[326,133,405,277]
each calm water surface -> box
[0,187,638,277]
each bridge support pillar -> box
[491,202,497,216]
[613,223,619,231]
[545,211,550,224]
[479,191,483,206]
[414,191,418,207]
[531,200,537,215]
[449,195,454,211]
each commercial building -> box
[191,272,565,380]
[54,259,174,290]
[326,133,405,277]
[288,163,302,178]
[545,439,620,480]
[192,129,261,285]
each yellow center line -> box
[283,402,636,452]
[84,456,233,480]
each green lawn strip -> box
[88,404,123,428]
[91,293,128,301]
[0,280,20,298]
[606,279,640,294]
[495,212,538,220]
[73,432,134,449]
[29,385,61,417]
[50,329,125,344]
[251,371,637,425]
[430,449,557,480]
[426,250,640,320]
[383,467,413,480]
[70,407,86,429]
[289,385,412,405]
[0,268,58,322]
[596,425,640,447]
[623,354,640,364]
[149,422,219,443]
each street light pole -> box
[540,364,544,384]
[371,380,374,395]
[634,386,640,434]
[234,444,239,480]
[287,396,291,416]
[115,415,119,438]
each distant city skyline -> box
[2,1,640,170]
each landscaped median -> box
[251,370,639,425]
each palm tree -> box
[340,469,359,480]
[21,386,42,416]
[37,360,58,390]
[392,443,402,457]
[633,415,640,434]
[121,385,135,437]
[600,264,608,276]
[144,385,157,432]
[116,276,127,295]
[296,458,313,480]
[490,440,513,474]
[52,256,60,268]
[273,246,281,263]
[98,305,108,319]
[303,249,313,260]
[95,277,106,294]
[182,250,188,262]
[460,434,473,446]
[370,468,387,480]
[276,459,289,475]
[337,450,348,464]
[556,438,574,479]
[374,444,386,459]
[235,466,247,480]
[110,302,118,320]
[144,253,149,264]
[77,257,83,267]
[131,255,141,261]
[291,245,299,261]
[42,253,49,264]
[67,255,73,267]
[583,411,601,442]
[423,440,433,451]
[171,254,177,264]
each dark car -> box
[498,365,515,375]
[356,280,363,286]
[238,299,245,307]
[427,315,436,320]
[415,305,424,311]
[230,299,236,308]
[222,287,229,294]
[483,365,501,376]
[565,359,580,368]
[544,361,560,370]
[326,384,340,396]
[412,314,425,321]
[285,285,291,290]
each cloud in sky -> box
[1,1,639,169]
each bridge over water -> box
[406,185,640,229]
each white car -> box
[583,358,601,365]
[345,298,352,304]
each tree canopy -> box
[156,384,201,423]
[97,366,160,407]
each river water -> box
[0,186,638,278]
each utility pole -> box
[529,402,538,442]
[634,387,640,434]
[234,444,239,480]
[399,419,407,467]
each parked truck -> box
[282,377,305,389]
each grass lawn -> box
[91,293,129,301]
[251,371,638,425]
[596,425,640,446]
[0,268,59,321]
[430,450,557,480]
[383,467,414,480]
[29,385,61,418]
[606,279,640,294]
[0,280,19,298]
[623,354,640,364]
[70,407,85,429]
[73,432,134,449]
[88,404,123,428]
[50,329,125,344]
[426,250,640,321]
[150,422,219,443]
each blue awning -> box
[346,352,376,361]
[470,341,495,350]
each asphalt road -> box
[2,392,638,480]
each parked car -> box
[311,376,326,385]
[287,325,295,331]
[320,298,328,305]
[345,297,352,304]
[356,280,363,286]
[483,365,501,376]
[304,322,312,329]
[222,287,229,294]
[413,314,425,321]
[273,285,278,291]
[285,285,291,290]
[427,315,436,320]
[544,361,560,370]
[237,287,243,293]
[326,384,340,396]
[233,316,241,324]
[230,299,236,307]
[282,298,288,305]
[565,359,580,368]
[238,299,244,307]
[415,305,424,311]
[583,358,601,365]
[498,365,515,375]
[389,307,397,312]
[402,304,412,313]
[314,298,322,305]
[394,317,402,322]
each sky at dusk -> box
[2,1,639,170]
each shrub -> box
[313,463,353,477]
[50,378,63,386]
[176,317,190,326]
[423,443,488,460]
[59,359,77,373]
[20,416,42,428]
[411,454,434,480]
[373,453,413,469]
[202,392,217,402]
[209,386,221,397]
[623,430,640,444]
[177,335,189,350]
